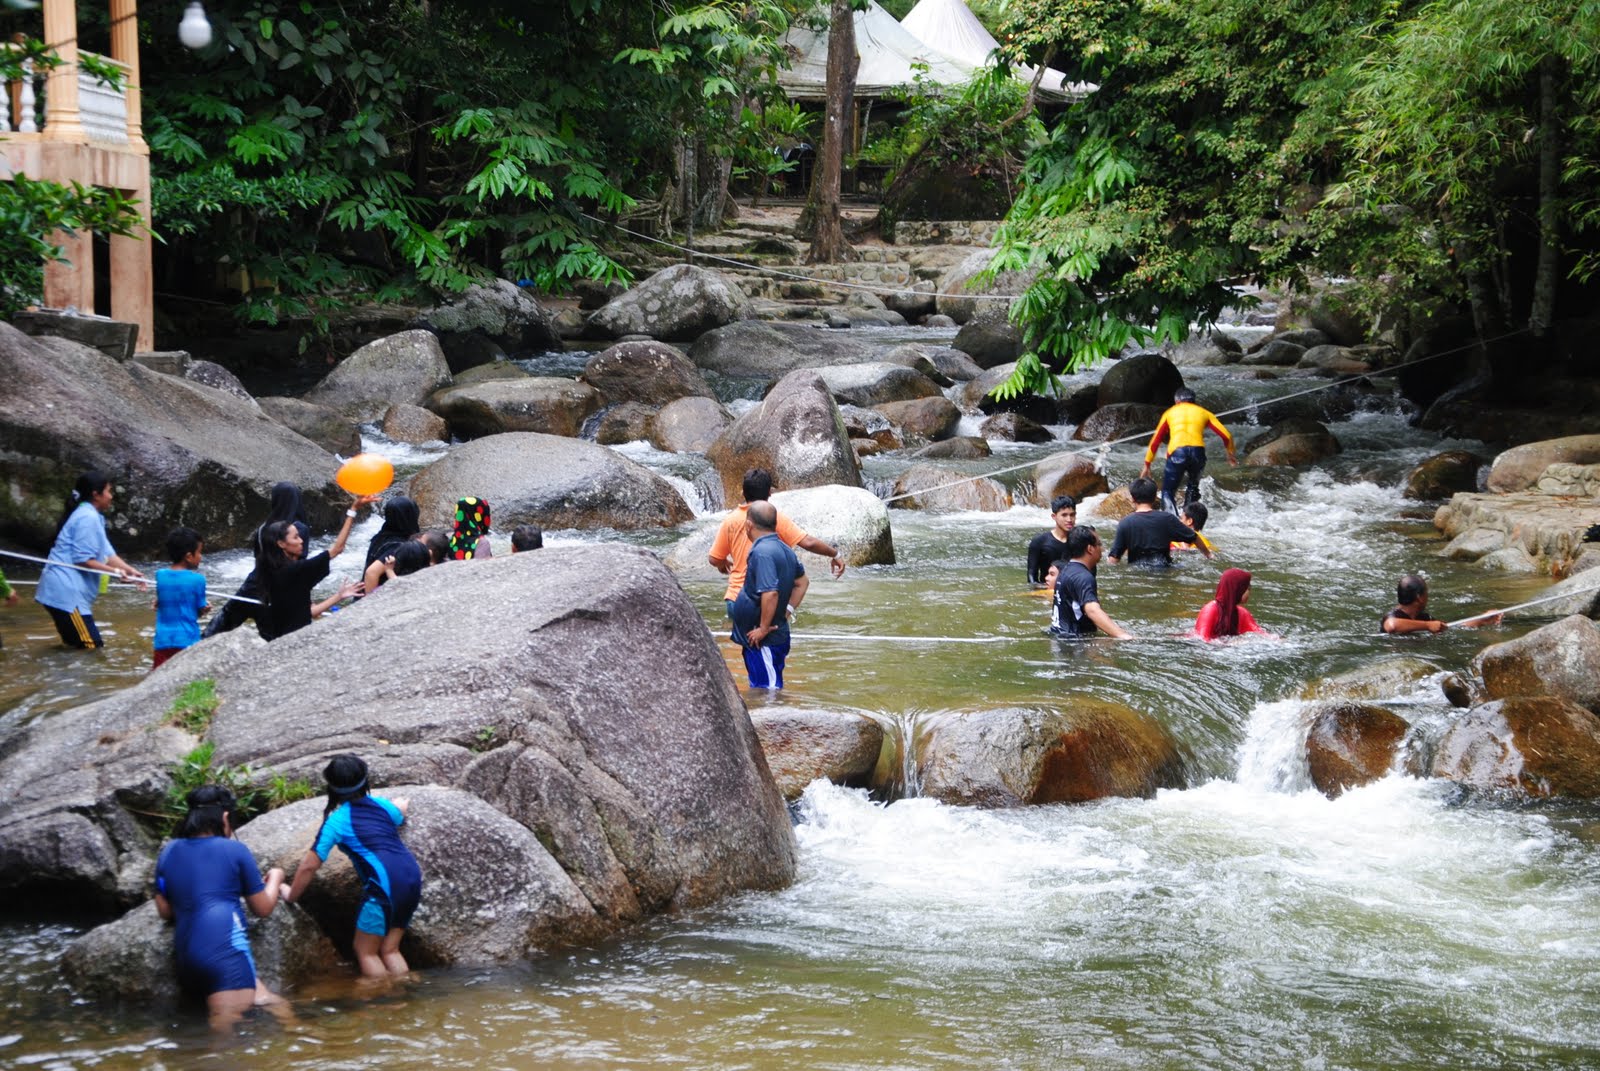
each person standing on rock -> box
[1108,479,1212,567]
[281,755,421,979]
[35,471,147,649]
[254,493,376,641]
[729,501,811,689]
[1382,574,1500,634]
[206,482,312,638]
[1027,496,1077,586]
[1140,387,1236,514]
[152,785,287,1031]
[1050,526,1133,639]
[709,469,844,624]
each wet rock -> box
[650,396,733,454]
[1241,339,1307,367]
[588,264,751,342]
[913,436,991,460]
[814,362,944,407]
[1074,403,1164,443]
[1241,418,1341,466]
[1306,290,1366,346]
[838,404,898,443]
[906,345,984,383]
[1405,451,1484,500]
[1301,657,1448,702]
[1097,354,1182,408]
[852,438,882,457]
[578,341,716,407]
[884,281,937,319]
[1432,697,1600,798]
[705,370,863,505]
[1539,570,1600,619]
[752,710,886,800]
[418,280,561,367]
[1272,328,1333,349]
[1478,547,1538,573]
[958,361,1015,408]
[1031,453,1110,505]
[1297,344,1372,375]
[1472,616,1600,713]
[824,310,852,330]
[0,324,343,555]
[306,330,453,423]
[875,397,961,441]
[410,432,692,530]
[0,547,796,939]
[1440,527,1505,561]
[891,463,1010,511]
[257,396,362,457]
[1433,491,1595,569]
[1090,486,1135,523]
[1305,701,1410,798]
[980,412,1053,443]
[918,703,1186,807]
[451,361,530,387]
[951,319,1023,368]
[771,486,896,566]
[62,899,341,1007]
[935,249,1037,324]
[879,347,953,387]
[593,401,658,445]
[839,308,908,328]
[1487,435,1600,493]
[924,314,957,328]
[428,378,601,440]
[689,321,883,381]
[382,403,450,445]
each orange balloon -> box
[336,453,395,496]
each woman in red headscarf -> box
[1192,568,1276,641]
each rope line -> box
[1444,582,1600,628]
[0,548,263,605]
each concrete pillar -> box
[108,0,144,150]
[109,177,154,349]
[42,226,95,313]
[41,0,86,141]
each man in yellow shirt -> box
[708,468,845,615]
[1140,388,1237,514]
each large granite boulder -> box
[63,899,341,1007]
[419,280,562,370]
[578,340,716,407]
[1486,435,1600,493]
[588,265,750,342]
[1404,451,1484,500]
[256,396,362,456]
[890,343,984,383]
[0,547,797,956]
[651,396,734,454]
[874,397,962,441]
[0,324,343,554]
[1241,418,1341,466]
[1538,570,1600,619]
[306,330,453,422]
[935,249,1038,324]
[1073,403,1164,443]
[890,464,1011,512]
[1471,616,1600,713]
[1431,697,1600,798]
[705,370,863,505]
[409,432,692,530]
[884,281,937,319]
[1097,354,1182,408]
[814,362,944,407]
[1305,701,1410,798]
[663,484,896,581]
[689,321,884,381]
[427,378,601,439]
[1031,452,1110,505]
[381,402,450,445]
[1241,339,1307,367]
[918,703,1187,807]
[951,319,1023,368]
[751,709,885,800]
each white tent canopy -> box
[778,0,979,100]
[900,0,1094,98]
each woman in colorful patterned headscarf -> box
[448,497,492,560]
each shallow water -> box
[3,353,1595,1069]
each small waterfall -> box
[1232,699,1318,794]
[865,708,948,800]
[691,471,726,513]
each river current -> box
[2,332,1595,1069]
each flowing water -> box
[3,340,1597,1069]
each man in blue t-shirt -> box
[728,501,810,689]
[1051,526,1134,639]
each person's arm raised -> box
[326,494,382,560]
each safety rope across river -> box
[0,547,263,605]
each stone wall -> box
[889,220,1002,247]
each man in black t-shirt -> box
[1050,526,1134,639]
[1108,479,1211,567]
[1027,495,1077,586]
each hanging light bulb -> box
[178,2,213,50]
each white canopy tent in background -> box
[777,0,979,100]
[900,0,1094,99]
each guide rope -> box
[0,548,263,605]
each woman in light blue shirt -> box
[35,471,146,648]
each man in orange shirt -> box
[1139,387,1237,515]
[709,469,845,618]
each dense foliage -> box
[989,0,1600,396]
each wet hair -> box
[1050,495,1077,514]
[1128,478,1158,505]
[1066,525,1099,559]
[323,754,371,817]
[165,526,204,564]
[742,468,773,503]
[58,470,112,531]
[177,785,237,839]
[1397,574,1428,605]
[511,524,544,552]
[391,540,432,577]
[418,530,450,564]
[1174,387,1196,404]
[1183,502,1209,531]
[747,500,778,531]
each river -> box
[2,334,1595,1069]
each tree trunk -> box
[806,0,859,264]
[1530,56,1562,338]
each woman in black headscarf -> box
[204,482,312,637]
[363,496,421,570]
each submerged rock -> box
[588,264,750,342]
[1305,701,1410,798]
[705,370,863,505]
[1300,657,1447,702]
[409,432,692,530]
[1471,616,1600,714]
[917,703,1186,807]
[1432,697,1600,799]
[751,709,885,800]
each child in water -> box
[281,755,422,978]
[152,527,210,669]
